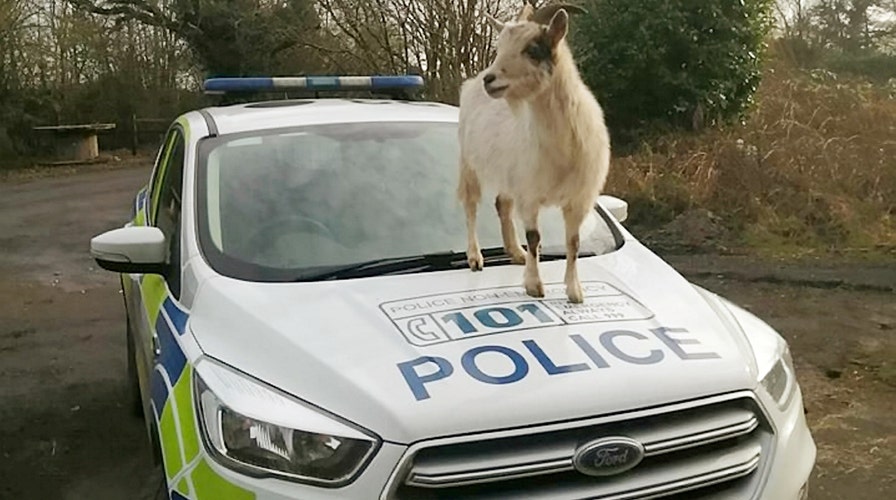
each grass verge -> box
[610,59,896,257]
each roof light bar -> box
[202,75,425,95]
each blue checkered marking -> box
[163,298,188,336]
[150,368,169,419]
[153,308,187,400]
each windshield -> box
[196,120,619,282]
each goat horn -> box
[532,3,588,25]
[516,2,536,22]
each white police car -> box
[90,75,816,500]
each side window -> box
[152,129,186,298]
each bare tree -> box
[775,0,812,38]
[316,0,516,102]
[808,0,895,52]
[68,0,325,75]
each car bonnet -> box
[188,243,758,444]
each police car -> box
[89,75,816,500]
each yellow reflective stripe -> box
[136,115,252,498]
[159,368,190,484]
[174,364,200,461]
[171,368,257,499]
[133,187,148,226]
[140,274,183,482]
[151,117,190,223]
[150,135,176,223]
[177,116,192,142]
[141,274,166,326]
[191,459,255,500]
[176,477,191,498]
[160,401,184,480]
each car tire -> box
[149,422,170,500]
[126,314,144,419]
[136,462,169,500]
[152,465,169,500]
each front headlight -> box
[194,359,379,487]
[759,343,797,410]
[719,297,798,411]
[695,285,799,412]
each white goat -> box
[457,0,611,303]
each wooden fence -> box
[130,115,172,155]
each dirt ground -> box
[0,159,894,499]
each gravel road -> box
[1,162,893,499]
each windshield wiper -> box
[293,248,512,281]
[292,246,594,282]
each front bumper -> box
[756,384,817,499]
[183,388,817,500]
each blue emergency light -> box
[202,75,425,95]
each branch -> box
[66,0,186,36]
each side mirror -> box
[597,194,628,223]
[90,226,168,274]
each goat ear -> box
[546,8,569,46]
[485,13,505,32]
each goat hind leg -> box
[495,195,527,265]
[458,165,484,271]
[562,203,588,303]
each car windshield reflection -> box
[196,121,618,282]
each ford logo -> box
[572,437,645,477]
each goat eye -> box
[524,42,551,62]
[524,44,539,57]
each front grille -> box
[385,392,774,500]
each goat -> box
[457,0,611,304]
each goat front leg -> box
[495,195,527,265]
[458,164,483,271]
[563,203,589,303]
[520,204,544,297]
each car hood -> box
[189,241,760,444]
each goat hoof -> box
[525,280,545,298]
[567,287,584,304]
[468,254,484,271]
[566,280,584,303]
[509,249,527,265]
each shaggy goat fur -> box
[457,1,611,303]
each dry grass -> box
[609,58,896,256]
[798,363,896,480]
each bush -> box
[607,61,896,254]
[821,50,896,83]
[570,0,775,148]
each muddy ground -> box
[0,159,894,499]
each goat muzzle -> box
[483,75,509,98]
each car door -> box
[125,125,186,426]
